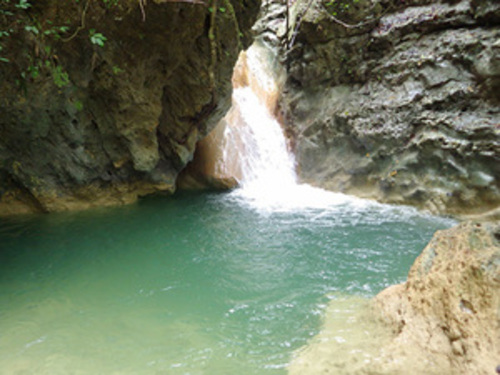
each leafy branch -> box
[61,0,91,42]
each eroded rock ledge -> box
[372,221,500,374]
[277,0,500,218]
[289,221,500,375]
[0,0,260,216]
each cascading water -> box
[229,87,295,187]
[227,86,299,205]
[222,45,360,212]
[227,88,354,212]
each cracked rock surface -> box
[278,0,500,218]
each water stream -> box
[227,86,353,212]
[0,45,455,374]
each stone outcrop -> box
[289,221,500,375]
[0,0,260,215]
[277,0,500,218]
[372,221,500,374]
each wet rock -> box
[276,0,500,218]
[177,41,284,190]
[0,0,260,215]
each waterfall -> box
[227,87,295,186]
[223,44,359,212]
[177,42,366,212]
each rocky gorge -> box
[1,0,497,219]
[253,0,500,373]
[1,0,499,374]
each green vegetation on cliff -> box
[0,0,240,89]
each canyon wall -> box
[0,0,260,215]
[276,0,499,219]
[177,41,284,189]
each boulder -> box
[289,221,500,375]
[372,221,500,374]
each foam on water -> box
[223,79,454,230]
[222,59,456,231]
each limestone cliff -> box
[0,0,260,215]
[275,0,500,218]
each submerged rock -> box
[0,0,260,215]
[289,221,500,375]
[276,0,500,218]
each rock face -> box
[0,0,260,215]
[289,221,500,375]
[372,221,500,374]
[278,0,500,218]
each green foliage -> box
[112,65,124,75]
[16,56,71,90]
[27,63,39,79]
[89,29,107,47]
[15,0,31,9]
[0,0,170,93]
[1,0,72,64]
[324,0,360,16]
[208,6,228,14]
[51,64,70,88]
[73,100,84,111]
[1,0,77,89]
[24,25,39,35]
[0,0,117,91]
[43,25,70,38]
[1,0,115,64]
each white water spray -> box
[231,87,296,188]
[225,45,363,212]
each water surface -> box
[0,191,454,374]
